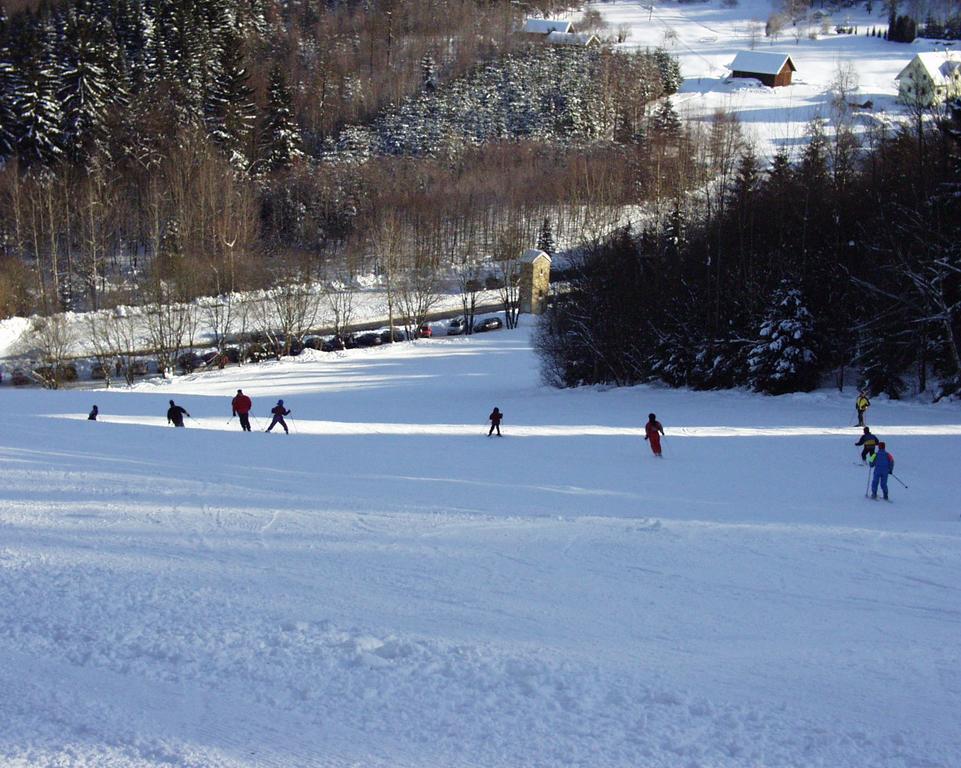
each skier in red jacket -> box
[644,413,664,457]
[231,389,252,432]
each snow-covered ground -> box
[594,0,935,158]
[2,320,960,767]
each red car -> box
[417,324,433,338]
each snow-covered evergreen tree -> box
[13,17,63,165]
[205,30,256,169]
[653,47,682,95]
[0,23,16,159]
[260,64,303,172]
[650,98,681,138]
[59,8,121,165]
[537,217,556,256]
[747,279,819,394]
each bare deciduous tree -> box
[25,314,74,389]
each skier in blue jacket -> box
[868,441,894,500]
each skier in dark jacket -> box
[266,399,290,434]
[167,399,190,427]
[488,407,503,436]
[231,389,252,432]
[88,405,99,421]
[868,441,894,500]
[644,413,665,457]
[854,427,878,463]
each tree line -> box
[0,0,693,323]
[536,103,961,400]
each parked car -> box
[380,328,406,343]
[474,317,503,333]
[91,362,108,379]
[33,363,78,384]
[322,335,347,352]
[177,351,202,373]
[484,275,504,290]
[447,317,466,336]
[11,368,31,386]
[417,323,433,339]
[354,332,383,347]
[303,335,325,350]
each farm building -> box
[522,19,574,36]
[728,51,797,87]
[545,31,600,47]
[896,51,961,107]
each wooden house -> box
[545,31,601,47]
[896,52,961,107]
[728,51,797,87]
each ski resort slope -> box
[1,322,960,767]
[596,0,919,158]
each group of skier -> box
[853,390,897,501]
[85,387,899,502]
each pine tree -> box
[205,30,256,169]
[0,15,16,159]
[747,279,819,394]
[59,7,118,165]
[650,97,681,137]
[260,64,303,172]
[652,47,682,95]
[421,52,436,92]
[536,217,556,256]
[13,16,63,166]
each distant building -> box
[522,19,574,36]
[519,249,552,315]
[545,31,601,47]
[896,51,961,107]
[728,51,797,87]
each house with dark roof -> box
[728,51,797,87]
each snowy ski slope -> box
[1,320,960,766]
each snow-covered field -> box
[596,0,930,157]
[2,320,960,767]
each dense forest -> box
[0,0,696,323]
[535,103,961,399]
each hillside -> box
[2,320,960,766]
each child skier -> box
[266,400,291,434]
[488,407,503,437]
[88,405,98,421]
[644,413,665,457]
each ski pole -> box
[289,417,297,434]
[890,473,908,489]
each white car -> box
[447,317,466,336]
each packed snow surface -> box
[2,321,960,767]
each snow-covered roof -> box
[728,51,796,76]
[522,18,573,35]
[545,31,599,47]
[896,51,961,85]
[521,249,551,264]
